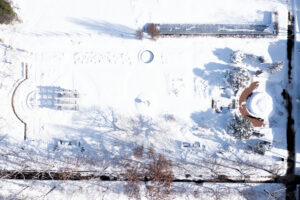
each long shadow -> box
[0,107,149,173]
[213,48,233,63]
[129,115,159,138]
[71,107,126,133]
[191,109,230,133]
[268,38,295,171]
[73,107,160,138]
[50,125,137,168]
[266,40,295,199]
[190,109,234,151]
[268,14,296,198]
[69,18,136,39]
[294,39,300,175]
[267,39,288,81]
[43,107,163,171]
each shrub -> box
[135,29,143,40]
[253,141,272,155]
[258,56,265,63]
[227,115,254,139]
[0,0,16,24]
[133,146,144,158]
[268,61,284,73]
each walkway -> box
[238,81,264,127]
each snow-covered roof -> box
[158,24,274,35]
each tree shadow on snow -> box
[213,48,233,63]
[43,107,163,171]
[191,109,230,131]
[265,39,289,154]
[69,18,136,39]
[213,47,272,71]
[190,109,234,149]
[193,62,230,87]
[268,40,287,64]
[49,125,138,169]
[129,115,159,138]
[71,107,159,138]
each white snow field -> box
[0,180,285,200]
[0,0,290,183]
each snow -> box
[0,180,286,200]
[248,92,273,119]
[0,0,290,188]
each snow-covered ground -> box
[0,0,290,181]
[0,180,286,200]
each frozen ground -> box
[0,0,290,181]
[0,180,286,200]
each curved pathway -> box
[11,64,28,140]
[238,81,264,127]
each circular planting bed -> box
[139,50,154,63]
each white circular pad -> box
[140,50,154,63]
[248,92,273,119]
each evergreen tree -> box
[0,0,16,24]
[227,115,254,140]
[226,67,251,92]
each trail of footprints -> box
[73,52,132,65]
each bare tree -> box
[147,24,160,39]
[123,147,174,200]
[145,147,174,200]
